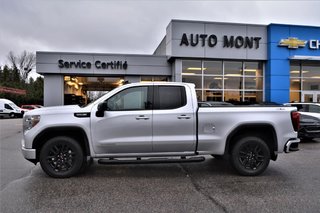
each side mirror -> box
[96,102,108,117]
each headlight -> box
[23,115,41,132]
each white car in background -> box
[284,103,320,140]
[0,98,24,118]
[284,103,320,119]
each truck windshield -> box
[8,102,19,110]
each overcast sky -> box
[1,0,319,75]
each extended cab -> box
[22,82,300,178]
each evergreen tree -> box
[0,56,43,106]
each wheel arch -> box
[32,126,91,162]
[225,124,278,161]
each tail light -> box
[291,111,300,132]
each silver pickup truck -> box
[22,82,300,178]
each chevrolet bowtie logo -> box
[279,37,307,49]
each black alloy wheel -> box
[230,136,270,176]
[40,136,85,178]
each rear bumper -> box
[284,138,300,153]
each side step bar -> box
[98,156,205,165]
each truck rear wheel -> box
[39,136,85,178]
[230,136,270,176]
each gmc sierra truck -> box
[22,82,300,178]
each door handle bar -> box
[177,115,191,119]
[136,115,149,120]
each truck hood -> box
[25,105,83,116]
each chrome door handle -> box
[177,115,191,119]
[136,115,149,120]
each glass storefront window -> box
[302,63,320,78]
[244,62,263,77]
[64,75,170,105]
[64,76,124,105]
[195,90,202,101]
[245,77,263,90]
[224,61,243,76]
[205,90,223,101]
[303,78,320,90]
[182,75,202,88]
[290,92,300,102]
[244,91,263,103]
[224,77,242,90]
[182,60,264,103]
[182,60,202,75]
[290,61,320,102]
[141,76,169,82]
[204,76,222,89]
[224,91,241,102]
[290,61,301,78]
[203,61,222,75]
[290,78,301,91]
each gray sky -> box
[1,0,320,75]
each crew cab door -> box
[91,86,153,154]
[152,85,196,152]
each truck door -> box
[91,86,153,154]
[152,85,196,152]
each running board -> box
[98,156,205,165]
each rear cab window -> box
[155,86,186,110]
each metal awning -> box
[290,55,320,61]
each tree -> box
[7,50,36,81]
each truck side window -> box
[106,86,149,111]
[157,86,186,109]
[4,104,13,110]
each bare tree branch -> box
[6,50,36,81]
[7,51,18,70]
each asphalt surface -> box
[1,118,320,213]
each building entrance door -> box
[302,91,320,103]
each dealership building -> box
[36,20,320,106]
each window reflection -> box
[203,61,222,75]
[182,60,202,75]
[224,77,242,90]
[182,60,263,103]
[204,76,222,89]
[244,62,263,77]
[182,75,202,89]
[290,61,320,102]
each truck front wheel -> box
[39,136,85,178]
[230,136,270,176]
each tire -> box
[9,113,15,118]
[40,136,85,178]
[230,136,270,176]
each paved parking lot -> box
[1,118,320,212]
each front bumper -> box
[284,138,300,153]
[22,138,36,159]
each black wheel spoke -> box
[238,142,268,170]
[51,145,60,155]
[46,143,75,172]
